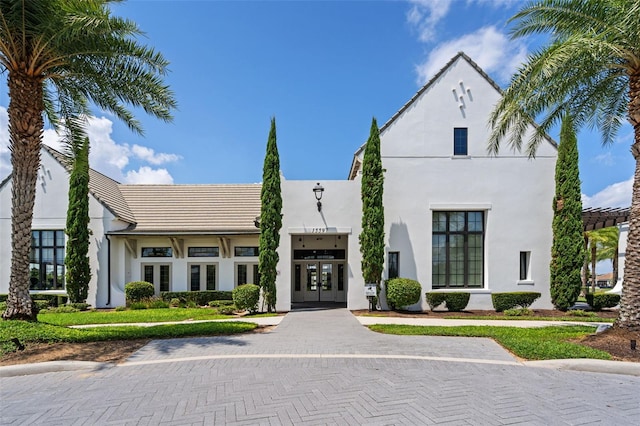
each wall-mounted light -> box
[313,182,324,212]
[254,216,260,228]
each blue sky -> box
[0,0,635,208]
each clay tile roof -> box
[115,184,262,234]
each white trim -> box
[429,203,492,211]
[428,289,492,294]
[517,280,535,286]
[287,227,352,235]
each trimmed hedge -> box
[386,278,421,310]
[425,292,470,312]
[160,290,233,306]
[0,294,67,307]
[233,284,260,313]
[491,292,541,312]
[125,281,155,302]
[585,293,620,311]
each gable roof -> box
[113,184,262,234]
[42,145,136,224]
[347,52,556,179]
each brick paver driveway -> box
[1,308,639,425]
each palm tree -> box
[489,0,639,330]
[587,227,620,291]
[0,0,176,320]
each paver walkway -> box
[1,308,639,425]
[124,308,515,366]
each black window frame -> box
[453,127,468,156]
[388,251,400,279]
[29,230,65,290]
[234,246,259,257]
[519,251,530,281]
[188,247,219,257]
[141,247,173,258]
[432,211,484,289]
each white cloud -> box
[582,176,632,208]
[125,166,174,184]
[0,107,180,184]
[131,144,181,165]
[415,26,528,85]
[592,152,615,167]
[407,0,453,42]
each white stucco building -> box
[0,53,558,311]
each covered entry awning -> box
[582,207,630,231]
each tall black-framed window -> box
[453,128,468,156]
[519,251,531,281]
[388,252,400,279]
[29,230,65,290]
[432,211,484,288]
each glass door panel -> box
[320,263,334,302]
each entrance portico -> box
[290,234,348,305]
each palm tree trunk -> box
[619,71,640,330]
[2,72,44,321]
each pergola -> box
[582,207,630,231]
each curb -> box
[523,359,640,377]
[0,360,110,378]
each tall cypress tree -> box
[359,118,385,293]
[258,118,282,312]
[65,137,91,304]
[550,114,584,311]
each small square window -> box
[454,128,468,156]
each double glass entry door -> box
[296,261,344,302]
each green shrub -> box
[186,300,197,308]
[491,292,541,312]
[425,292,470,312]
[0,301,6,312]
[504,308,533,316]
[34,300,51,311]
[161,290,233,306]
[115,305,127,311]
[425,293,447,310]
[445,293,470,312]
[48,305,79,313]
[208,300,234,307]
[125,281,155,303]
[129,302,148,310]
[217,305,236,315]
[170,298,182,308]
[148,299,170,309]
[386,278,421,310]
[35,295,68,307]
[69,302,90,311]
[232,284,260,313]
[568,309,596,317]
[585,293,620,311]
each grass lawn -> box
[368,324,611,361]
[37,308,235,326]
[360,312,615,323]
[0,319,256,356]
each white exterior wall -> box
[0,149,117,308]
[278,180,364,311]
[107,234,260,307]
[353,56,557,310]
